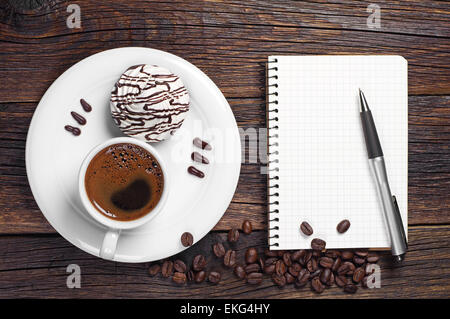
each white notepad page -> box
[267,55,408,249]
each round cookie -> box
[110,64,190,142]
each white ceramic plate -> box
[26,47,241,262]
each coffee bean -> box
[194,270,206,283]
[181,232,193,247]
[245,248,258,264]
[242,220,253,234]
[320,268,331,284]
[208,271,221,284]
[327,272,335,287]
[148,264,161,276]
[247,272,263,285]
[300,251,312,266]
[234,265,246,279]
[244,263,260,274]
[192,255,206,271]
[343,261,356,275]
[288,263,302,277]
[272,274,287,286]
[291,250,306,261]
[265,257,278,266]
[311,277,325,293]
[331,257,342,272]
[187,270,195,282]
[336,219,351,233]
[306,258,318,272]
[265,249,279,257]
[344,284,358,294]
[285,272,295,284]
[296,269,310,287]
[353,267,365,283]
[264,264,276,275]
[325,250,341,259]
[310,269,322,278]
[337,263,352,276]
[311,238,326,251]
[335,275,348,287]
[228,228,240,242]
[300,221,314,236]
[172,272,187,285]
[319,257,334,269]
[174,260,187,273]
[224,250,236,268]
[355,250,368,257]
[281,252,292,266]
[341,251,354,260]
[275,260,287,276]
[353,255,366,265]
[366,253,379,263]
[161,260,174,278]
[212,242,226,258]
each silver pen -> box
[359,89,408,262]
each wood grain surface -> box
[0,0,449,298]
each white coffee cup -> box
[78,137,169,260]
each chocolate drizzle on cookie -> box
[110,64,190,142]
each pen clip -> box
[392,195,408,248]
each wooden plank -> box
[0,225,448,298]
[0,96,448,234]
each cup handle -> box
[100,229,121,260]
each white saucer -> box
[26,47,241,262]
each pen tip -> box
[358,89,370,112]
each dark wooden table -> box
[0,0,449,298]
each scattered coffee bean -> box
[366,253,380,263]
[187,270,195,282]
[282,252,292,267]
[272,273,287,286]
[208,271,221,284]
[228,228,240,242]
[244,263,260,274]
[320,268,331,284]
[194,270,206,283]
[325,250,340,259]
[192,255,206,271]
[224,249,236,268]
[264,264,276,275]
[275,260,287,276]
[353,255,366,265]
[212,242,226,258]
[191,151,209,164]
[311,238,326,251]
[234,265,246,279]
[319,257,334,269]
[245,248,258,264]
[161,260,174,278]
[64,125,81,136]
[288,263,302,277]
[188,166,205,178]
[343,261,356,275]
[300,251,312,266]
[148,264,161,276]
[242,220,253,234]
[341,251,354,260]
[353,267,365,283]
[285,272,296,284]
[172,272,187,285]
[291,250,306,261]
[327,272,335,287]
[337,263,352,276]
[311,277,325,293]
[306,258,318,272]
[336,219,351,233]
[80,99,92,112]
[335,275,348,287]
[265,257,277,266]
[300,221,313,236]
[296,269,310,287]
[173,260,187,273]
[310,269,322,278]
[181,232,194,247]
[71,111,87,125]
[344,284,358,294]
[331,258,342,272]
[355,251,368,257]
[193,137,212,150]
[247,272,263,285]
[265,249,279,257]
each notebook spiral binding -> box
[267,58,280,248]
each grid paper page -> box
[268,55,408,249]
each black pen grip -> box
[360,110,383,158]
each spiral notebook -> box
[267,55,408,250]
